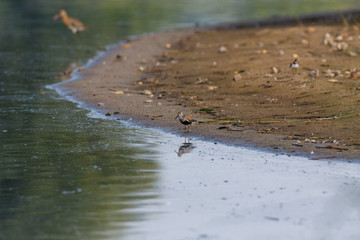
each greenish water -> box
[0,0,359,239]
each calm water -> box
[0,0,359,239]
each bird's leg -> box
[72,34,76,45]
[73,33,78,44]
[70,37,75,54]
[71,35,79,59]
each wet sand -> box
[61,12,360,159]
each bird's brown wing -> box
[69,17,88,31]
[186,116,196,123]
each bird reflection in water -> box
[175,138,196,157]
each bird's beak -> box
[175,115,179,119]
[53,14,60,21]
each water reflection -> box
[175,138,196,157]
[0,104,161,240]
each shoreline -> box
[57,11,360,160]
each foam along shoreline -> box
[54,10,360,159]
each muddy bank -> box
[61,11,360,159]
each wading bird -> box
[53,9,88,34]
[175,112,195,132]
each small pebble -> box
[271,67,279,74]
[307,27,316,33]
[350,72,359,79]
[111,90,124,95]
[301,39,309,45]
[324,72,335,78]
[233,74,242,82]
[218,46,227,53]
[143,90,152,95]
[348,51,357,57]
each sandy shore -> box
[61,12,360,160]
